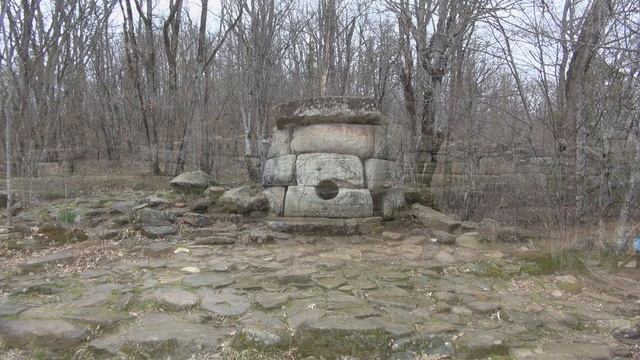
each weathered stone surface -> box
[296,153,364,188]
[19,248,80,273]
[284,186,373,218]
[214,185,269,214]
[274,97,385,128]
[170,170,217,193]
[266,217,382,235]
[431,230,456,245]
[135,208,177,227]
[376,189,405,220]
[183,273,234,288]
[291,124,375,159]
[261,155,296,186]
[263,186,286,216]
[89,313,227,357]
[411,204,461,233]
[143,242,173,257]
[182,212,210,227]
[365,159,401,191]
[150,288,199,310]
[141,225,176,238]
[233,315,291,350]
[404,185,436,207]
[390,333,455,358]
[296,316,388,359]
[456,232,483,249]
[373,123,403,160]
[0,319,87,351]
[204,186,226,202]
[267,127,292,158]
[199,290,250,316]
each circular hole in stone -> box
[315,180,339,200]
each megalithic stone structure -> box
[262,97,405,219]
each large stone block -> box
[290,124,375,159]
[267,128,292,159]
[261,155,296,186]
[364,159,402,191]
[273,97,385,128]
[373,123,403,160]
[263,186,286,216]
[296,153,364,188]
[380,189,405,220]
[284,186,373,218]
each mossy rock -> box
[295,317,388,359]
[467,261,505,278]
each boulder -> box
[261,155,296,186]
[364,158,402,191]
[135,208,176,227]
[213,185,269,215]
[373,123,403,160]
[284,186,373,218]
[273,97,385,128]
[411,204,461,233]
[296,153,364,188]
[267,127,292,158]
[290,124,375,159]
[263,187,286,216]
[267,217,382,236]
[170,170,217,193]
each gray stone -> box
[147,195,170,207]
[390,333,454,357]
[0,319,87,351]
[151,288,198,310]
[411,204,461,233]
[284,186,373,218]
[192,235,235,245]
[383,231,405,241]
[364,159,401,191]
[456,232,483,249]
[141,225,176,238]
[296,316,388,359]
[431,230,456,245]
[466,301,501,314]
[19,248,80,273]
[296,153,364,188]
[183,273,234,288]
[170,170,217,193]
[456,330,509,357]
[377,189,405,220]
[273,97,385,128]
[143,242,173,257]
[214,185,269,214]
[204,186,226,202]
[266,217,383,235]
[255,293,290,310]
[89,313,226,357]
[541,343,612,360]
[135,208,177,227]
[291,124,375,159]
[373,123,403,160]
[182,212,210,227]
[233,316,290,350]
[199,290,250,316]
[267,127,292,158]
[261,155,296,186]
[263,186,286,216]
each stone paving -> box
[0,193,639,359]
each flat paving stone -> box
[182,272,234,288]
[150,287,199,310]
[0,319,88,351]
[199,290,250,316]
[296,316,388,359]
[89,313,229,357]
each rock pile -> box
[262,97,405,219]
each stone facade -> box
[262,97,404,218]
